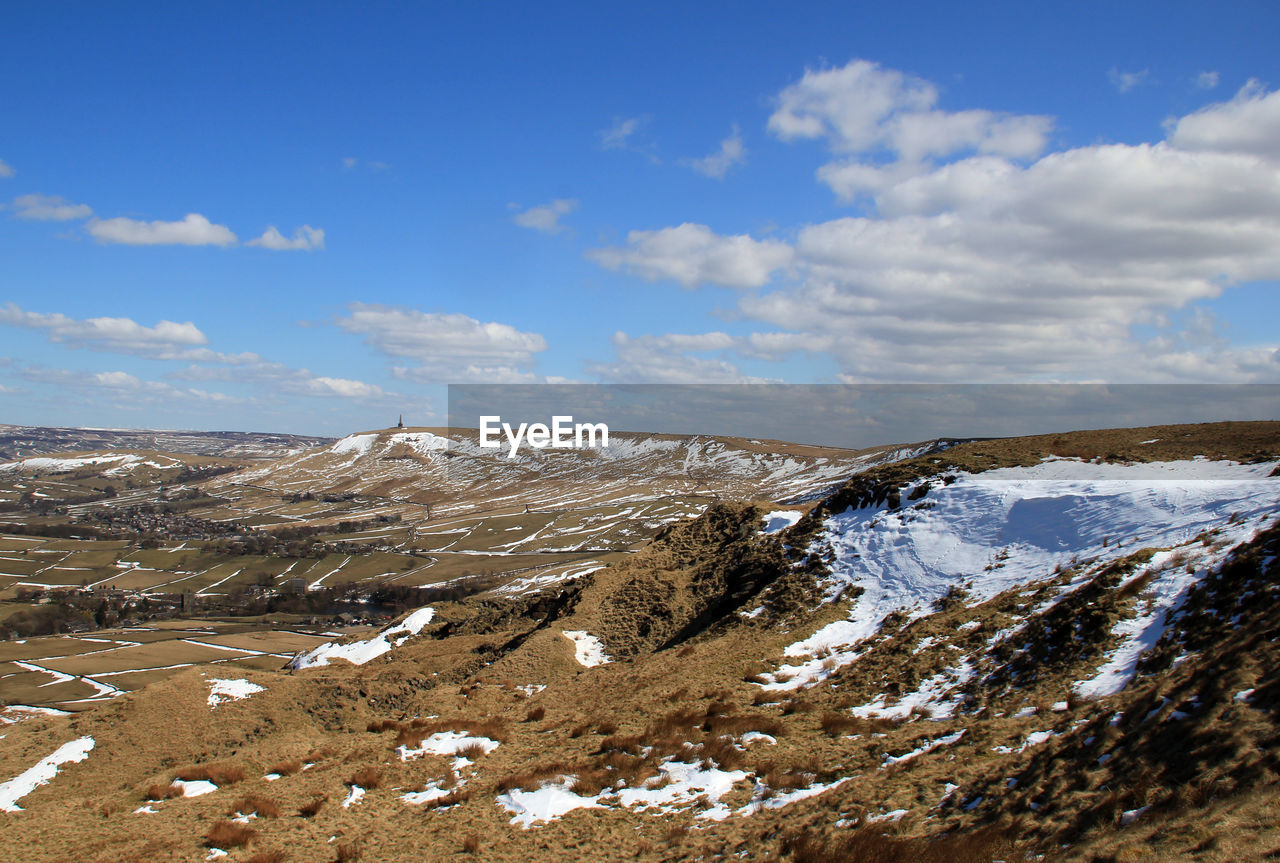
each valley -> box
[0,420,1276,862]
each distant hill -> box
[0,424,334,461]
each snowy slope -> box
[214,427,944,516]
[763,458,1280,690]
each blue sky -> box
[2,2,1278,435]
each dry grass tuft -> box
[428,788,471,808]
[457,742,489,760]
[524,705,545,722]
[297,795,327,818]
[175,763,245,785]
[461,835,481,854]
[268,759,302,776]
[394,716,509,748]
[205,820,256,849]
[333,841,361,862]
[346,766,381,789]
[144,782,183,801]
[230,794,281,818]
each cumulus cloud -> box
[10,194,92,221]
[0,303,209,357]
[586,332,755,384]
[587,223,793,289]
[593,67,1280,384]
[1166,79,1280,160]
[512,199,578,233]
[0,159,12,178]
[248,225,325,251]
[335,303,548,384]
[683,126,747,179]
[768,59,1052,200]
[1109,67,1151,93]
[86,212,237,246]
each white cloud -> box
[14,364,245,404]
[86,212,237,246]
[1195,70,1220,90]
[10,194,93,221]
[683,126,747,179]
[306,376,384,398]
[248,225,325,251]
[1166,79,1280,160]
[0,159,13,178]
[170,358,390,401]
[512,199,578,233]
[594,69,1280,384]
[587,332,755,383]
[1109,67,1151,93]
[335,303,548,384]
[343,157,359,169]
[767,59,1051,200]
[0,303,209,357]
[601,116,644,150]
[587,223,793,289]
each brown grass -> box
[346,766,381,789]
[524,705,545,722]
[143,782,183,801]
[230,794,281,818]
[461,835,481,854]
[205,820,257,849]
[333,841,361,862]
[174,763,245,785]
[297,795,327,818]
[457,742,488,760]
[782,824,1020,863]
[366,718,401,733]
[394,716,509,748]
[243,852,286,863]
[427,788,471,808]
[268,759,302,776]
[819,712,898,736]
[496,762,576,794]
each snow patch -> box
[206,678,265,707]
[1,737,95,812]
[562,630,610,667]
[762,510,802,534]
[397,731,500,762]
[291,606,434,669]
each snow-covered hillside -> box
[763,458,1280,691]
[215,428,945,515]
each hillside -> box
[0,425,333,462]
[213,427,941,514]
[0,421,1277,862]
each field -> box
[0,621,340,710]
